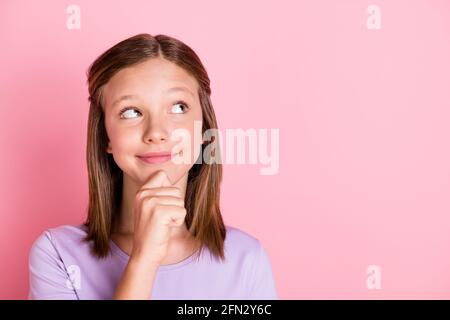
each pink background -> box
[1,0,450,299]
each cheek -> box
[191,127,203,159]
[169,123,203,165]
[181,121,203,150]
[110,127,141,151]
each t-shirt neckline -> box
[109,238,199,272]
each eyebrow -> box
[111,86,195,108]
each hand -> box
[130,170,187,266]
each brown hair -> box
[83,33,226,262]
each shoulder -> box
[47,224,88,239]
[223,225,265,260]
[224,225,277,299]
[32,223,87,245]
[224,225,260,247]
[28,225,88,300]
[29,224,89,261]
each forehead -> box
[102,57,199,107]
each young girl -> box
[28,33,278,300]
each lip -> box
[136,151,176,165]
[138,151,172,158]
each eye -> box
[171,101,189,114]
[119,107,141,119]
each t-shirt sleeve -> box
[28,230,78,300]
[247,241,278,299]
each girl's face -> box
[102,57,203,185]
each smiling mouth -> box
[137,151,182,164]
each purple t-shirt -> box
[28,224,278,300]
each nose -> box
[143,114,169,144]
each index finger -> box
[141,170,173,190]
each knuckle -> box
[178,207,187,216]
[153,203,163,211]
[169,186,182,195]
[145,196,158,207]
[135,190,143,201]
[135,189,147,201]
[152,204,164,216]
